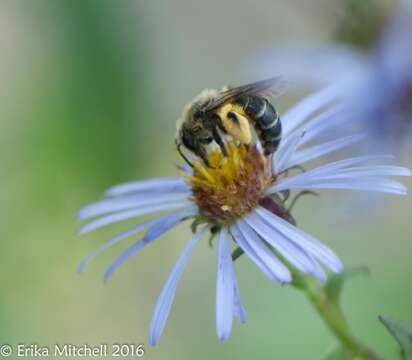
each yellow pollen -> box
[186,143,271,223]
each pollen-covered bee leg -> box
[287,190,319,212]
[215,114,228,135]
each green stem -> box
[292,271,383,360]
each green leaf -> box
[325,267,369,305]
[379,316,412,360]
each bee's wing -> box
[203,77,286,112]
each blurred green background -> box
[0,0,410,359]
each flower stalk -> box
[292,269,383,360]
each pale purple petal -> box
[281,104,343,148]
[79,200,193,234]
[230,221,291,283]
[298,155,395,178]
[278,164,410,187]
[294,106,351,145]
[274,131,305,174]
[244,211,326,282]
[281,86,341,137]
[232,269,247,324]
[230,223,274,281]
[270,175,408,195]
[267,155,397,194]
[78,192,191,220]
[149,227,208,346]
[103,206,198,282]
[255,207,343,273]
[330,165,412,178]
[106,177,188,197]
[285,134,365,169]
[216,228,235,342]
[294,178,407,195]
[78,217,159,273]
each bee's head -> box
[176,89,219,166]
[175,119,213,167]
[183,120,212,148]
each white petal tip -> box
[331,261,344,274]
[282,271,293,283]
[78,227,91,235]
[275,271,292,284]
[76,209,91,221]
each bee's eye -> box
[182,131,196,150]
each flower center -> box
[187,143,272,223]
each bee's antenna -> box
[176,141,193,168]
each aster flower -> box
[77,87,411,346]
[251,0,412,154]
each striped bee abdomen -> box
[235,95,282,156]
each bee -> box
[176,77,283,167]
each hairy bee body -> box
[176,78,283,166]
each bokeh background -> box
[0,0,411,359]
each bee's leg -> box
[176,142,193,168]
[198,145,211,167]
[201,154,211,167]
[212,128,228,157]
[213,115,229,157]
[287,190,318,212]
[241,142,250,152]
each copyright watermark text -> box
[0,343,145,358]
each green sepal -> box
[232,246,244,262]
[190,216,209,233]
[190,216,220,248]
[325,266,369,305]
[379,316,412,360]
